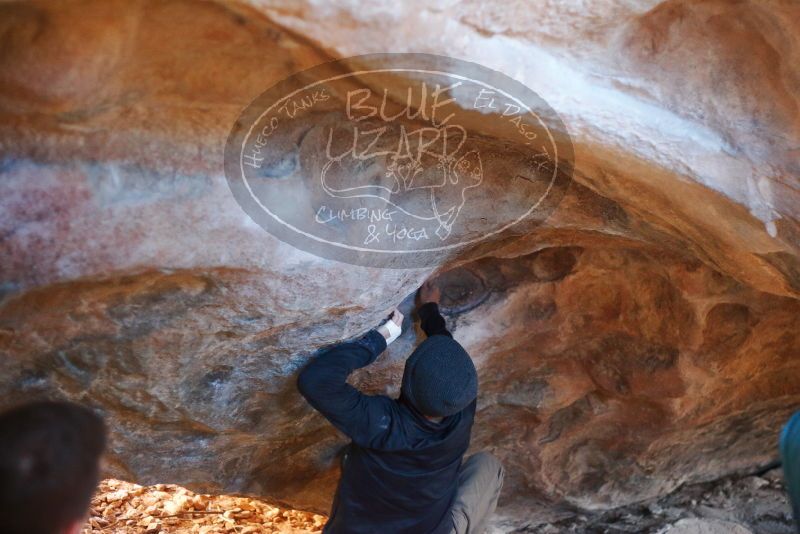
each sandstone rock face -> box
[1,0,799,530]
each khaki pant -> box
[448,452,505,534]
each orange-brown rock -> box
[1,0,799,531]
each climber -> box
[0,400,107,534]
[297,281,504,534]
[781,411,800,533]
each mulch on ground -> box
[81,479,327,534]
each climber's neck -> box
[425,415,444,423]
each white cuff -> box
[383,319,402,345]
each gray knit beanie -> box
[400,335,478,417]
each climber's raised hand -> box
[418,280,441,305]
[378,308,403,344]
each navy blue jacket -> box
[297,303,475,534]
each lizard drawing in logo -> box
[320,122,484,240]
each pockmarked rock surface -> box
[530,467,793,533]
[660,519,754,534]
[1,0,799,530]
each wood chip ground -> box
[81,479,326,533]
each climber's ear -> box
[63,516,87,534]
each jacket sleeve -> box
[297,329,395,448]
[418,302,452,338]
